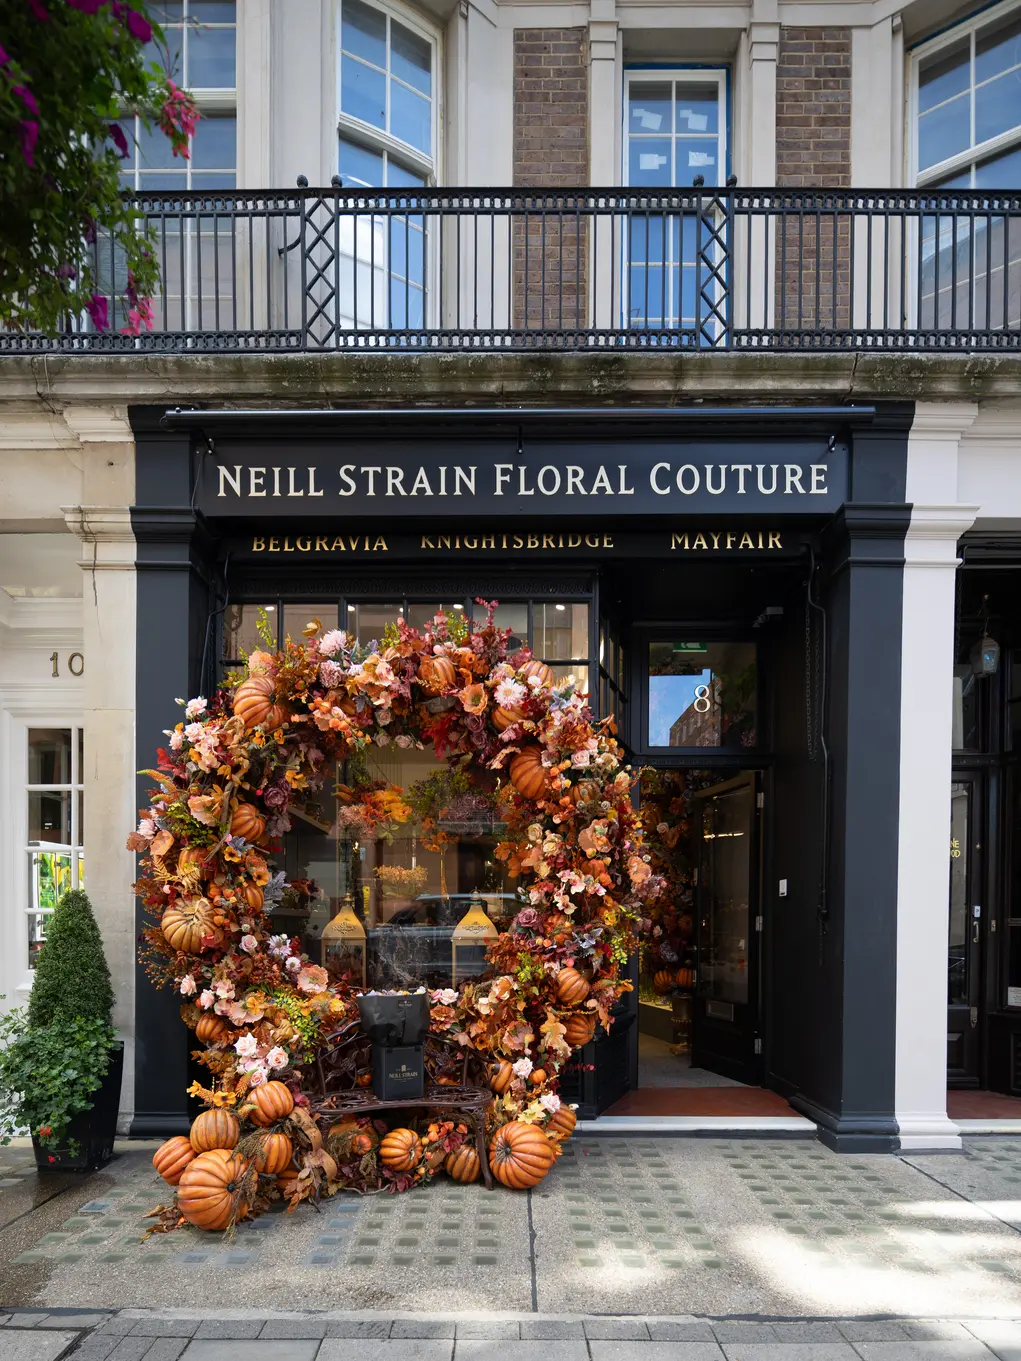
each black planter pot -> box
[32,1042,124,1173]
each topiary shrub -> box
[27,888,114,1030]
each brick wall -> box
[512,28,588,331]
[775,28,852,331]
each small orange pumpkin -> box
[189,1108,240,1153]
[161,898,217,954]
[445,1144,481,1183]
[177,846,213,878]
[230,804,266,844]
[675,966,695,988]
[493,703,526,732]
[379,1128,423,1171]
[177,1150,250,1231]
[529,1069,547,1087]
[568,780,602,807]
[249,1080,294,1127]
[510,745,548,800]
[489,1061,514,1094]
[653,969,674,994]
[327,1119,378,1159]
[549,1106,578,1141]
[555,966,591,1007]
[489,1121,555,1190]
[419,654,457,694]
[241,881,264,911]
[254,1131,293,1176]
[356,1070,373,1087]
[519,659,554,689]
[152,1135,196,1186]
[233,674,289,731]
[564,1012,596,1048]
[195,1013,229,1045]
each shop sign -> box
[199,438,848,518]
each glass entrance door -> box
[948,775,983,1084]
[692,773,761,1082]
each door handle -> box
[972,921,980,944]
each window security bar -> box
[3,184,1020,353]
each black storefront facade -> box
[128,400,918,1152]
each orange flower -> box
[460,683,487,714]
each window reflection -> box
[648,641,757,748]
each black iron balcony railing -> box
[4,183,1020,354]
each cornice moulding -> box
[60,404,133,443]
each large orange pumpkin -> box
[254,1132,293,1176]
[177,846,213,878]
[493,703,526,732]
[445,1144,481,1183]
[379,1128,423,1171]
[564,1012,596,1048]
[519,659,554,689]
[195,1013,230,1045]
[548,1106,578,1141]
[189,1109,240,1153]
[233,674,289,731]
[161,898,217,954]
[489,1061,514,1094]
[230,804,266,844]
[510,745,548,800]
[152,1135,196,1186]
[489,1121,555,1189]
[555,966,591,1007]
[249,1080,294,1126]
[419,654,457,694]
[177,1150,250,1231]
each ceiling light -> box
[453,603,463,611]
[555,604,566,612]
[347,605,355,613]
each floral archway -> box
[132,603,657,1228]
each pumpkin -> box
[152,1135,196,1186]
[568,780,602,807]
[161,898,217,954]
[653,969,674,994]
[549,1106,578,1141]
[489,1061,514,1094]
[419,654,457,695]
[493,703,526,732]
[489,1121,555,1190]
[327,1119,378,1159]
[254,1132,293,1176]
[675,966,695,988]
[189,1109,240,1153]
[564,1012,596,1047]
[529,1069,547,1087]
[249,1080,294,1127]
[510,745,548,800]
[356,1070,372,1087]
[379,1128,423,1171]
[177,846,213,878]
[230,804,266,844]
[519,659,554,689]
[276,1162,301,1199]
[241,881,264,911]
[195,1013,230,1045]
[177,1150,250,1231]
[555,966,591,1007]
[233,674,289,731]
[445,1144,481,1183]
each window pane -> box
[342,54,387,129]
[138,120,178,170]
[188,22,236,87]
[29,729,72,785]
[387,161,426,190]
[490,602,528,650]
[390,80,431,154]
[918,91,972,171]
[150,1,183,19]
[79,789,84,842]
[648,641,757,748]
[919,38,970,114]
[27,911,50,970]
[948,782,969,1005]
[223,603,276,659]
[975,67,1021,146]
[629,138,671,186]
[143,28,183,82]
[535,603,588,660]
[676,138,719,180]
[282,603,339,644]
[976,10,1021,84]
[349,602,401,641]
[342,0,387,68]
[190,0,236,20]
[339,136,385,188]
[29,849,74,914]
[628,82,671,134]
[29,791,71,845]
[404,602,441,632]
[675,85,719,136]
[78,727,83,778]
[550,664,589,695]
[975,143,1021,187]
[391,19,431,95]
[190,113,236,168]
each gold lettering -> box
[604,534,614,548]
[268,536,280,552]
[422,536,435,549]
[769,531,782,549]
[710,533,721,549]
[542,535,555,549]
[374,537,387,551]
[252,535,266,552]
[693,533,708,550]
[283,537,293,552]
[726,533,736,549]
[568,533,582,547]
[315,536,329,552]
[671,533,689,550]
[464,536,477,549]
[296,536,311,552]
[513,535,523,549]
[439,536,452,550]
[739,532,754,549]
[527,535,539,548]
[331,536,345,551]
[482,535,495,549]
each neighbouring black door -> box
[692,773,762,1083]
[948,774,983,1085]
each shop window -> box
[646,640,756,749]
[25,728,84,969]
[948,781,970,1007]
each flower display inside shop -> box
[132,603,658,1228]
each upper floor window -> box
[623,71,727,189]
[338,0,437,184]
[913,1,1021,187]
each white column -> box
[895,403,979,1151]
[588,0,619,330]
[62,409,138,1133]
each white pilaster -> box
[63,505,138,1135]
[895,403,979,1151]
[588,0,619,188]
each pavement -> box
[3,1134,1021,1358]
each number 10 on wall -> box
[49,652,84,677]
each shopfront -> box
[128,401,932,1150]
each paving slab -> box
[318,1343,452,1361]
[965,1322,1021,1361]
[0,1330,78,1361]
[853,1343,999,1361]
[451,1345,587,1361]
[180,1344,321,1361]
[589,1345,725,1361]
